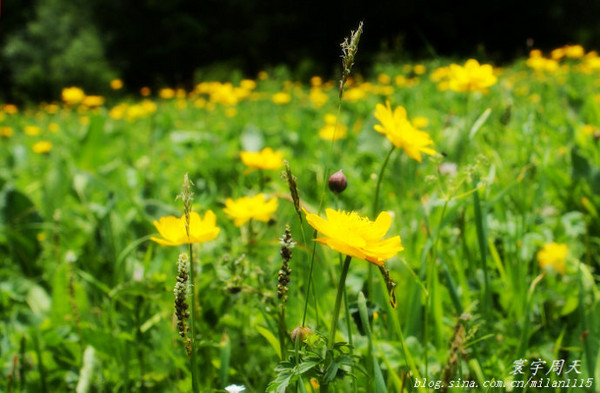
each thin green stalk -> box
[32,332,48,393]
[301,100,343,328]
[279,307,286,361]
[321,255,352,393]
[136,296,147,393]
[328,255,352,350]
[472,177,491,321]
[188,243,200,393]
[372,145,396,218]
[340,255,357,393]
[425,199,449,376]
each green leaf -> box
[571,147,590,180]
[256,325,282,360]
[469,108,492,139]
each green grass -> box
[1,52,600,393]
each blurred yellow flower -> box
[304,209,404,266]
[159,88,176,99]
[24,126,41,136]
[109,103,127,120]
[378,73,391,85]
[240,147,283,170]
[82,95,105,108]
[414,64,427,75]
[151,210,220,246]
[110,79,123,90]
[582,124,597,136]
[309,87,328,107]
[564,45,585,59]
[411,116,429,129]
[224,194,278,227]
[240,79,257,91]
[344,87,367,102]
[537,242,568,274]
[3,104,18,114]
[48,123,60,133]
[271,92,291,104]
[1,127,14,138]
[32,141,52,154]
[374,102,436,162]
[44,104,59,114]
[526,50,559,72]
[62,87,85,105]
[318,113,347,141]
[310,76,323,87]
[140,87,151,96]
[447,59,497,93]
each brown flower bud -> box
[290,326,312,342]
[328,169,347,194]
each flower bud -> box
[328,169,347,194]
[290,326,312,342]
[594,130,600,142]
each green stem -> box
[321,255,352,393]
[372,145,396,218]
[189,243,200,393]
[328,255,352,350]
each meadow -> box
[1,38,600,393]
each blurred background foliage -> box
[2,0,600,101]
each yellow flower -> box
[240,147,283,170]
[411,116,429,129]
[240,79,257,91]
[319,124,347,141]
[151,210,220,246]
[24,126,41,136]
[304,209,403,266]
[110,79,123,90]
[413,64,426,75]
[564,45,584,59]
[526,50,559,72]
[378,73,391,85]
[32,141,52,154]
[48,123,60,133]
[159,88,176,99]
[224,194,278,227]
[344,87,366,102]
[447,59,497,93]
[62,87,85,105]
[309,87,328,107]
[0,126,13,138]
[3,104,18,114]
[537,242,568,275]
[140,87,151,96]
[318,113,347,141]
[271,92,291,104]
[374,102,436,162]
[551,47,565,60]
[82,95,105,108]
[310,76,323,87]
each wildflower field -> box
[2,37,600,393]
